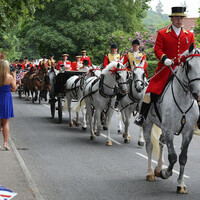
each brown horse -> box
[32,65,50,103]
[22,66,36,100]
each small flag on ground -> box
[0,185,17,200]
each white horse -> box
[142,43,200,193]
[83,61,128,145]
[118,60,147,144]
[64,66,101,129]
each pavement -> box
[0,132,36,200]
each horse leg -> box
[117,111,123,134]
[94,109,101,136]
[81,107,87,131]
[105,109,114,146]
[176,130,193,194]
[160,129,177,179]
[67,97,73,127]
[154,134,165,177]
[138,127,145,147]
[143,119,155,181]
[122,109,132,143]
[86,102,95,140]
[75,111,79,127]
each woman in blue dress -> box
[0,59,20,150]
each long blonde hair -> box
[0,60,10,86]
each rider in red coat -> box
[80,49,91,66]
[135,6,195,126]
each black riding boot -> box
[134,102,151,127]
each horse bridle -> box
[131,66,146,90]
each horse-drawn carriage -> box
[49,70,87,123]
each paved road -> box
[10,93,200,200]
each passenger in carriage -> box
[123,39,148,77]
[103,43,123,68]
[71,55,82,71]
[80,49,91,67]
[135,6,195,127]
[57,52,71,72]
[39,55,49,69]
[79,59,89,72]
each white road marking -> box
[136,152,190,179]
[100,133,122,145]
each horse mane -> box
[102,61,124,75]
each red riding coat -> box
[146,26,195,95]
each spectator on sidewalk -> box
[0,60,20,150]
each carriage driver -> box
[48,53,56,69]
[134,6,195,127]
[103,43,123,68]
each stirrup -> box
[134,115,145,127]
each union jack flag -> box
[16,71,24,81]
[0,185,17,200]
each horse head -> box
[180,43,200,100]
[131,60,146,93]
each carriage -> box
[49,70,86,123]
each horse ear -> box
[189,43,194,53]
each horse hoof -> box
[177,186,188,194]
[94,132,100,136]
[146,174,155,181]
[69,123,73,127]
[82,127,87,131]
[90,136,95,140]
[106,141,112,146]
[138,141,144,147]
[154,167,161,178]
[124,139,130,144]
[103,126,107,130]
[75,122,79,127]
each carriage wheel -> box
[50,99,55,119]
[58,96,62,123]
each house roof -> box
[153,18,198,39]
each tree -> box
[18,0,150,63]
[156,0,163,15]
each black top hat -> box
[25,57,28,60]
[81,49,87,53]
[82,59,89,66]
[169,7,186,17]
[43,55,46,58]
[132,39,140,45]
[111,43,118,49]
[15,59,18,62]
[50,53,54,57]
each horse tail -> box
[73,99,85,112]
[151,124,162,159]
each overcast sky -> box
[148,0,200,18]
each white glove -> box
[164,58,174,66]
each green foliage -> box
[147,60,158,77]
[142,9,170,34]
[194,10,200,46]
[18,0,150,63]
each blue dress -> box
[0,85,14,119]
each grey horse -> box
[142,43,200,194]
